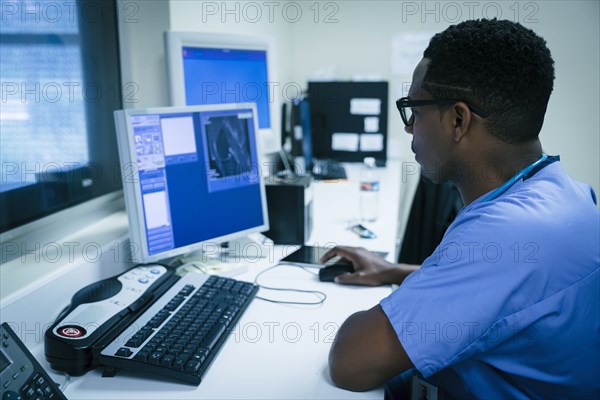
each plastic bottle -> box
[359,157,379,222]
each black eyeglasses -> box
[396,97,489,127]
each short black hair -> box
[423,19,555,144]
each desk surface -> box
[63,269,392,399]
[7,160,403,400]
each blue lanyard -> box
[483,154,548,202]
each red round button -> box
[58,325,86,338]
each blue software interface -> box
[182,47,271,129]
[131,108,264,255]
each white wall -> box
[169,0,295,105]
[119,1,599,194]
[286,0,599,194]
[533,1,599,195]
[117,0,171,108]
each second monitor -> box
[165,31,281,155]
[308,81,388,166]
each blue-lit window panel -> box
[0,0,122,234]
[1,42,87,191]
[1,0,86,192]
[0,0,80,34]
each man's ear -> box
[452,102,472,143]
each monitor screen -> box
[165,32,281,155]
[182,47,271,130]
[114,104,269,263]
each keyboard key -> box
[240,286,253,295]
[115,347,133,357]
[180,285,195,296]
[185,360,202,373]
[171,344,184,353]
[149,352,163,364]
[160,354,175,367]
[203,323,226,350]
[125,337,142,348]
[173,358,186,370]
[181,349,192,356]
[134,352,149,362]
[195,347,209,362]
[176,353,190,363]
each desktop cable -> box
[253,263,327,306]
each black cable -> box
[254,263,327,306]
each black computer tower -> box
[264,175,313,245]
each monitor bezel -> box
[165,31,281,155]
[114,103,270,264]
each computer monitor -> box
[165,31,281,155]
[114,103,269,263]
[308,81,389,166]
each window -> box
[0,0,123,232]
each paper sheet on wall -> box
[364,117,379,133]
[391,32,433,77]
[395,82,413,100]
[350,98,381,115]
[360,134,384,152]
[332,133,359,151]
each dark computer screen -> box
[308,81,389,165]
[299,99,314,171]
[182,47,271,130]
[128,108,264,257]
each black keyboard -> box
[311,160,347,180]
[99,274,258,385]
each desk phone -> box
[1,322,67,400]
[44,265,258,385]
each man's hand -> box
[320,246,418,286]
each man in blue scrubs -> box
[323,19,599,398]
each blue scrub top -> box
[381,160,600,398]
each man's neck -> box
[456,140,544,205]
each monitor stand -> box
[218,232,274,262]
[179,233,274,276]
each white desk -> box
[2,160,403,400]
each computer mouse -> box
[318,263,355,282]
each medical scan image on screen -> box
[201,111,258,193]
[205,115,252,178]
